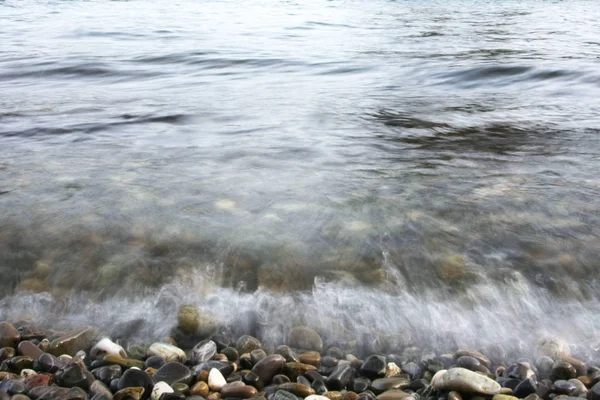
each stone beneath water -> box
[535,337,571,360]
[91,337,127,359]
[0,322,20,348]
[177,306,220,337]
[431,368,501,395]
[152,362,193,385]
[190,340,217,365]
[147,343,187,363]
[50,326,99,357]
[287,327,323,352]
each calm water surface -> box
[1,0,600,354]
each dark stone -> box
[193,360,234,377]
[287,327,323,352]
[273,375,291,385]
[550,361,577,381]
[275,346,300,363]
[326,364,353,391]
[370,377,410,394]
[325,348,345,360]
[159,394,186,400]
[500,378,521,390]
[277,383,314,397]
[0,391,8,400]
[17,341,44,359]
[272,390,299,400]
[36,353,64,373]
[30,386,70,400]
[321,357,339,368]
[117,368,154,397]
[311,379,327,395]
[297,376,311,386]
[536,357,555,380]
[356,391,376,400]
[317,366,334,376]
[90,380,113,399]
[406,378,428,391]
[283,363,317,382]
[222,347,239,362]
[0,379,26,395]
[236,336,262,355]
[554,380,578,395]
[0,347,15,362]
[251,349,268,365]
[588,382,600,400]
[514,378,537,397]
[239,353,253,370]
[145,356,165,370]
[252,355,286,384]
[55,363,95,391]
[400,363,421,380]
[153,362,193,385]
[4,355,34,372]
[350,378,370,393]
[63,387,89,400]
[244,371,263,390]
[92,364,122,386]
[304,371,324,382]
[209,334,232,352]
[456,356,480,371]
[536,381,553,400]
[227,372,245,383]
[191,340,218,365]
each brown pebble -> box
[24,373,52,389]
[278,383,315,397]
[0,371,19,381]
[343,391,359,400]
[283,362,317,381]
[299,351,321,367]
[325,391,343,400]
[17,341,44,359]
[113,387,144,400]
[207,392,222,400]
[199,369,210,382]
[448,391,463,400]
[0,347,16,362]
[0,322,20,348]
[563,357,587,377]
[162,337,178,346]
[214,354,228,361]
[145,367,157,375]
[578,375,593,388]
[221,384,259,398]
[190,381,210,397]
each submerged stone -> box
[431,368,501,395]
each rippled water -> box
[2,0,600,355]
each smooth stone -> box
[536,381,553,400]
[563,358,587,377]
[456,356,480,371]
[275,346,300,363]
[152,362,192,385]
[91,338,127,359]
[151,382,174,400]
[350,378,370,393]
[239,354,253,370]
[298,376,311,386]
[171,382,188,393]
[0,322,20,348]
[190,381,209,397]
[252,355,286,384]
[55,363,95,390]
[454,350,491,370]
[278,383,315,397]
[92,364,123,385]
[251,349,267,365]
[299,352,321,368]
[236,336,262,355]
[551,362,577,381]
[113,387,144,400]
[535,338,571,360]
[145,356,166,370]
[343,392,359,400]
[222,347,239,362]
[104,355,145,369]
[11,395,31,400]
[568,379,587,396]
[312,379,327,395]
[191,341,218,365]
[221,384,259,398]
[176,306,201,335]
[210,334,232,352]
[376,390,413,400]
[287,327,323,352]
[554,380,578,396]
[17,342,44,359]
[158,393,185,400]
[360,356,387,380]
[320,357,339,368]
[370,377,410,394]
[273,375,291,385]
[118,368,154,395]
[536,357,555,380]
[24,373,52,389]
[326,364,353,391]
[587,382,600,400]
[209,368,227,391]
[513,378,537,397]
[284,363,317,381]
[50,326,98,357]
[147,344,186,364]
[63,387,89,400]
[448,391,463,400]
[243,371,263,390]
[324,391,343,400]
[5,356,34,372]
[226,371,244,383]
[431,368,501,395]
[90,380,114,399]
[193,361,235,377]
[272,390,299,400]
[305,371,325,383]
[0,347,16,362]
[28,386,69,400]
[0,380,26,395]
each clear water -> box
[1,0,600,356]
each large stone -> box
[371,377,411,394]
[454,350,491,370]
[431,368,501,395]
[147,343,186,363]
[152,362,192,385]
[105,354,145,369]
[0,322,20,348]
[376,390,414,400]
[91,338,127,359]
[550,361,577,381]
[236,335,262,354]
[251,354,286,383]
[55,362,95,391]
[36,353,64,373]
[50,326,98,356]
[287,327,323,352]
[326,364,353,391]
[360,356,387,380]
[17,341,43,359]
[535,337,571,360]
[190,340,217,365]
[221,383,259,398]
[118,368,154,395]
[92,364,123,385]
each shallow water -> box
[1,0,600,355]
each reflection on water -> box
[1,0,600,353]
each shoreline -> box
[0,316,598,400]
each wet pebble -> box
[0,322,20,348]
[152,362,193,385]
[325,364,353,390]
[209,368,227,391]
[287,327,323,352]
[191,340,217,365]
[236,336,262,355]
[147,343,186,363]
[360,356,387,380]
[431,368,501,395]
